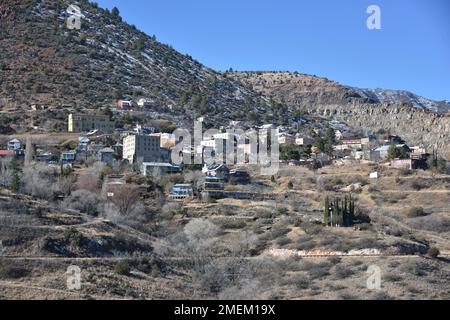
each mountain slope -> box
[0,0,268,120]
[353,88,450,113]
[230,72,450,158]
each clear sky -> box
[95,0,450,101]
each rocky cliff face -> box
[311,103,450,158]
[231,72,450,159]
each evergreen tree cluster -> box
[323,195,356,227]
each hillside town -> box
[1,105,447,204]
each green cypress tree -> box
[324,197,330,226]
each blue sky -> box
[95,0,450,101]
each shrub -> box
[399,168,412,176]
[294,275,309,290]
[115,261,130,275]
[0,262,29,279]
[64,228,83,247]
[411,181,422,191]
[427,247,440,259]
[65,190,101,216]
[407,207,427,218]
[287,181,294,189]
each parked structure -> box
[68,114,114,134]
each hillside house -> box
[278,132,295,145]
[77,136,90,152]
[7,139,22,151]
[141,162,181,176]
[370,172,380,179]
[295,136,312,146]
[169,184,194,200]
[229,169,250,184]
[203,176,224,191]
[391,158,426,170]
[202,164,230,181]
[117,100,134,110]
[36,152,53,162]
[137,99,153,109]
[371,145,390,161]
[98,147,115,166]
[60,151,77,164]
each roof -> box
[205,163,228,171]
[375,145,390,152]
[0,150,14,156]
[8,139,21,143]
[99,147,114,153]
[142,162,179,167]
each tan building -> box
[123,134,161,164]
[68,114,114,133]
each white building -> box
[123,134,161,164]
[7,139,22,151]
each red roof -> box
[0,150,14,156]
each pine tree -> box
[111,7,120,17]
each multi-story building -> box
[68,114,114,133]
[123,134,161,164]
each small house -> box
[60,151,77,164]
[369,172,380,179]
[117,100,134,110]
[98,147,115,166]
[137,99,153,109]
[36,152,53,162]
[229,169,250,184]
[203,176,224,191]
[170,184,194,200]
[7,139,22,151]
[202,163,230,181]
[141,162,181,176]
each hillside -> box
[0,0,268,121]
[230,72,450,158]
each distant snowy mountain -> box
[352,88,450,113]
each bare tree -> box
[24,135,34,167]
[64,189,102,216]
[109,184,140,216]
[76,173,100,193]
[0,157,13,187]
